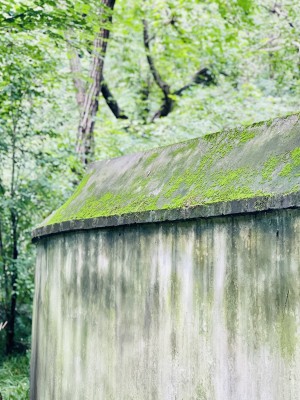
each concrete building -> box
[31,113,300,399]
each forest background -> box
[0,0,299,397]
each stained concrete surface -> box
[31,209,300,399]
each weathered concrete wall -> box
[31,209,300,400]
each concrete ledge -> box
[32,192,300,241]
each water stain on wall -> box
[31,209,300,400]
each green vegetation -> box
[0,355,30,399]
[0,0,300,393]
[262,156,283,181]
[46,173,93,225]
[279,147,300,177]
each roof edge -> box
[32,192,300,241]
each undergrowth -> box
[0,354,30,400]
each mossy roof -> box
[40,113,300,232]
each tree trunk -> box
[0,219,9,324]
[76,0,116,165]
[6,209,18,354]
[6,128,18,355]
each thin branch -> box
[68,43,128,120]
[174,68,215,96]
[0,11,28,26]
[272,5,294,28]
[142,18,217,122]
[261,3,294,28]
[260,46,283,52]
[142,19,170,96]
[100,78,128,119]
[254,34,281,51]
[142,19,173,121]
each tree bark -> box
[6,129,18,355]
[76,0,116,165]
[68,44,86,110]
[142,19,174,120]
[100,79,128,119]
[6,209,18,354]
[0,218,9,324]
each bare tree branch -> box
[142,19,171,96]
[174,68,215,96]
[101,78,128,119]
[0,11,28,25]
[142,19,216,122]
[142,19,173,120]
[261,3,294,28]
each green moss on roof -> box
[45,113,300,226]
[47,173,92,225]
[279,147,300,178]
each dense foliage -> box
[0,1,84,357]
[0,355,29,399]
[0,0,299,386]
[96,0,300,157]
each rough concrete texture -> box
[32,192,300,239]
[38,113,300,233]
[31,209,300,400]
